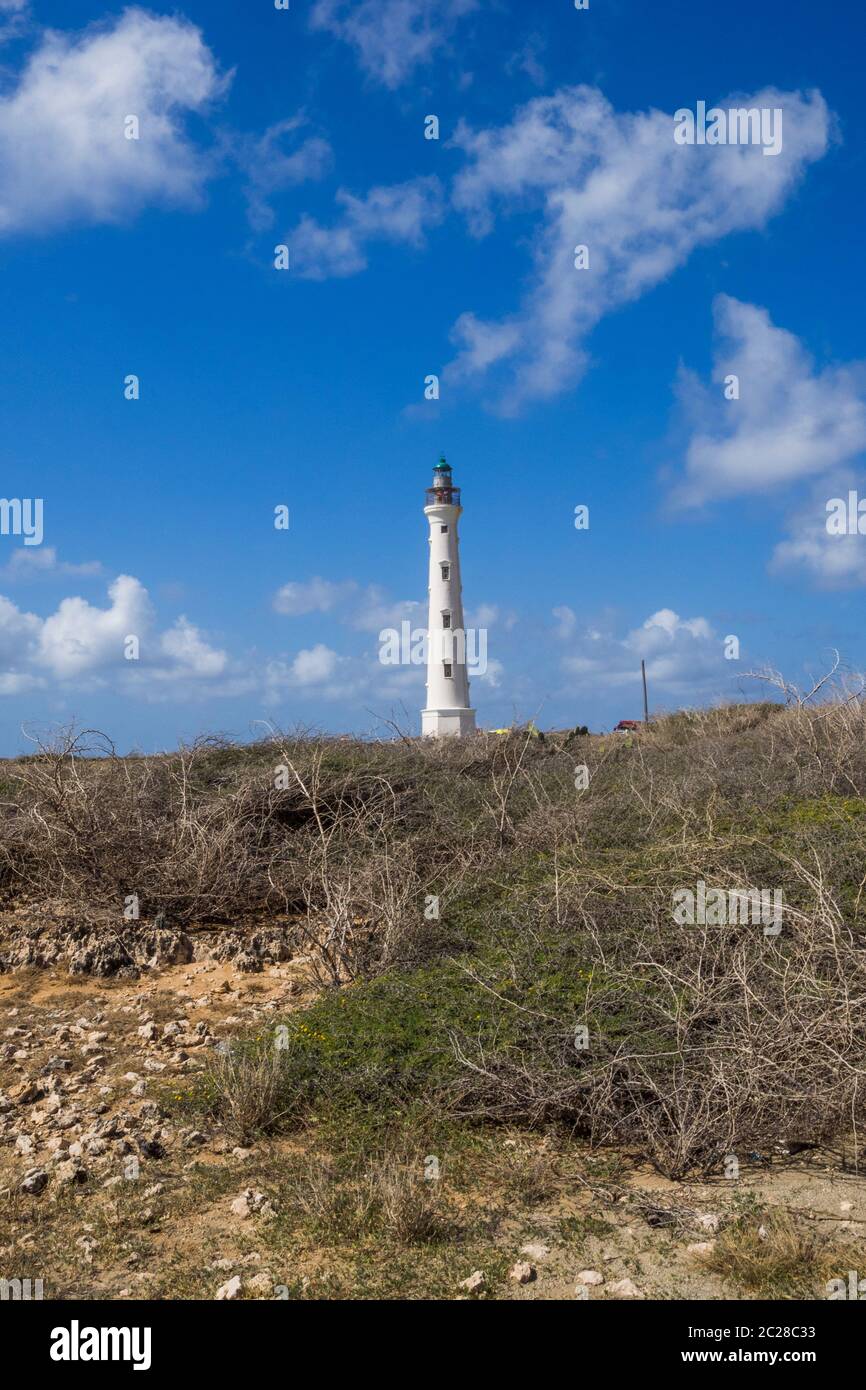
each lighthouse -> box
[421,458,476,738]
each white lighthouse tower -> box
[422,457,476,738]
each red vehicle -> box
[614,719,642,733]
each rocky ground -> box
[3,924,866,1301]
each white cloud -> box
[288,643,339,686]
[0,0,27,45]
[289,176,444,279]
[672,295,866,507]
[474,657,503,689]
[272,576,425,633]
[505,35,547,88]
[239,115,332,232]
[273,576,358,616]
[0,574,229,691]
[770,479,866,587]
[36,574,153,678]
[263,645,426,710]
[158,615,227,678]
[264,645,365,703]
[0,593,41,681]
[448,314,521,376]
[561,608,728,697]
[0,672,43,694]
[0,8,230,236]
[771,518,866,587]
[467,602,498,626]
[350,587,423,633]
[551,604,577,641]
[445,86,830,411]
[669,297,866,589]
[309,0,477,89]
[0,546,102,581]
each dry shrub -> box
[702,1209,866,1299]
[283,1154,452,1245]
[0,725,486,981]
[500,1143,561,1206]
[206,1042,296,1143]
[376,1160,453,1244]
[0,728,282,923]
[449,866,866,1176]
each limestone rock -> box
[697,1212,720,1233]
[21,1168,48,1194]
[55,1160,88,1185]
[608,1277,643,1299]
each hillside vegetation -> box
[2,699,866,1179]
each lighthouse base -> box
[421,707,477,739]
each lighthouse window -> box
[440,525,448,533]
[443,663,453,678]
[442,613,451,629]
[440,564,450,580]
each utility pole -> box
[641,659,649,726]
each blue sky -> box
[0,0,864,752]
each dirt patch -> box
[3,960,866,1300]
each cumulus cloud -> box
[36,574,154,678]
[0,7,230,236]
[288,176,444,279]
[263,645,363,703]
[0,593,41,691]
[672,296,866,507]
[445,85,830,411]
[309,0,477,89]
[268,574,483,705]
[158,615,227,678]
[263,644,426,711]
[0,574,229,691]
[561,608,730,698]
[287,643,339,686]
